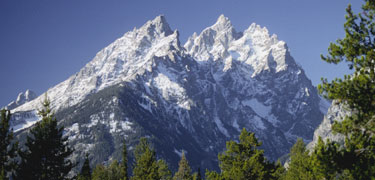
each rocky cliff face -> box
[307,101,347,150]
[10,15,328,171]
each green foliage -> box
[317,0,375,178]
[0,168,5,180]
[91,160,124,180]
[91,164,107,180]
[205,170,224,180]
[131,137,160,180]
[271,161,285,180]
[0,169,5,180]
[285,138,349,180]
[158,159,172,180]
[173,152,192,180]
[283,138,314,180]
[17,95,74,180]
[310,138,343,179]
[0,109,18,179]
[206,128,281,180]
[319,0,375,137]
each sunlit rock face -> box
[10,15,327,171]
[5,89,36,110]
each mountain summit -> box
[10,15,328,171]
[5,89,36,110]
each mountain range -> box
[7,15,330,171]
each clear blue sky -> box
[0,0,362,107]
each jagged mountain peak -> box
[243,23,281,50]
[6,89,37,110]
[212,14,233,30]
[17,90,36,102]
[14,15,294,115]
[10,15,328,172]
[246,23,269,35]
[13,15,182,113]
[138,15,174,38]
[185,15,289,75]
[184,15,240,61]
[217,14,229,23]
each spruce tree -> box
[206,128,278,180]
[317,0,375,178]
[157,159,172,180]
[91,161,123,180]
[173,152,192,180]
[108,160,124,180]
[80,155,126,180]
[283,138,314,180]
[131,137,159,180]
[18,95,74,180]
[271,161,285,179]
[310,138,342,179]
[91,164,107,180]
[0,109,18,179]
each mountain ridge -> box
[9,15,328,171]
[5,89,36,110]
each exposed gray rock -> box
[307,100,348,151]
[10,15,328,171]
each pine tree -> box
[271,161,285,179]
[17,95,74,180]
[157,159,172,180]
[91,160,123,180]
[173,152,192,180]
[122,140,128,180]
[91,164,107,180]
[0,109,18,179]
[310,138,342,179]
[131,137,159,180]
[78,154,91,180]
[206,128,278,180]
[283,138,314,180]
[108,160,124,180]
[317,0,375,178]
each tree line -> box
[0,94,280,180]
[0,95,283,180]
[2,0,375,179]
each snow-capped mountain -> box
[13,16,180,113]
[5,89,36,110]
[10,15,328,171]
